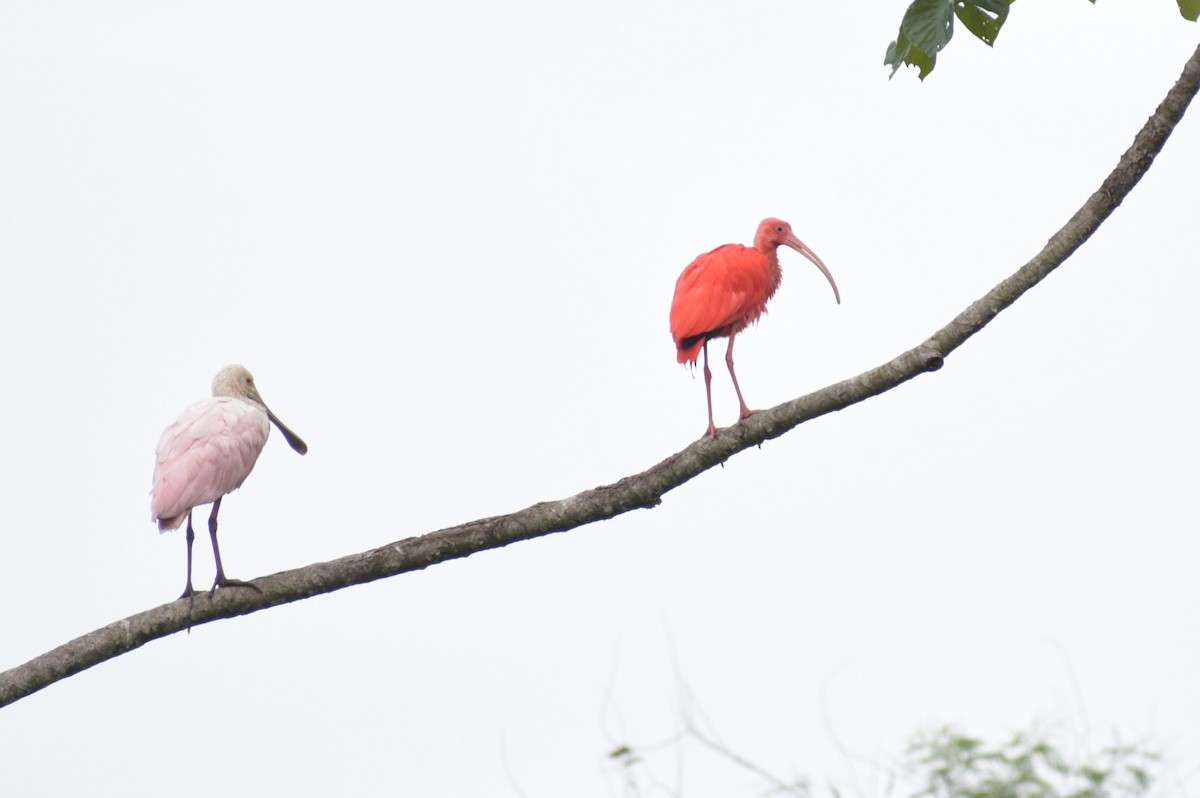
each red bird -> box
[670,218,840,437]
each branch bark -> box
[4,43,1199,710]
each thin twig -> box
[683,718,809,798]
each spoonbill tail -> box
[669,218,840,437]
[151,364,308,598]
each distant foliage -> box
[905,727,1160,798]
[885,0,1200,80]
[606,722,1162,798]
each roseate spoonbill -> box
[669,218,840,437]
[151,364,308,598]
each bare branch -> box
[3,43,1199,711]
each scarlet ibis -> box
[151,365,307,598]
[669,218,840,437]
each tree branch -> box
[4,42,1199,711]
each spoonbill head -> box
[151,364,307,598]
[211,364,309,457]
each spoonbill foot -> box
[208,576,263,598]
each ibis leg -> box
[725,334,755,422]
[702,341,717,437]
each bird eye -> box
[775,225,784,233]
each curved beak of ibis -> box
[267,408,309,455]
[785,234,840,305]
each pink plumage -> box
[151,397,271,531]
[151,364,307,598]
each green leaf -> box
[884,38,904,77]
[903,0,956,60]
[884,0,952,79]
[954,0,1011,46]
[884,30,936,80]
[1179,0,1200,21]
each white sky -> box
[1,2,1198,796]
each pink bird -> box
[151,364,307,598]
[670,218,840,437]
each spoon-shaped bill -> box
[267,409,308,455]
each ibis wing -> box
[670,244,771,348]
[150,397,271,528]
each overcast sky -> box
[1,2,1198,796]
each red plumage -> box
[669,218,840,437]
[670,242,780,364]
